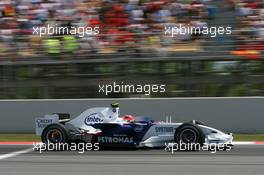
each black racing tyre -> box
[41,123,69,144]
[174,123,205,150]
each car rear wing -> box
[35,114,70,136]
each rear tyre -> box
[174,123,205,151]
[41,123,69,144]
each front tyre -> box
[174,123,205,151]
[41,123,69,144]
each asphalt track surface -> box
[0,145,264,175]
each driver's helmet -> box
[121,114,136,122]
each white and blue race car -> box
[35,103,233,149]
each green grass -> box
[233,134,264,141]
[0,134,263,142]
[0,134,40,142]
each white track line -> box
[0,148,32,160]
[232,141,256,145]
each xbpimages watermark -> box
[33,24,99,37]
[164,24,232,38]
[165,141,232,154]
[98,82,166,96]
[32,142,100,154]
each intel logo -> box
[84,113,103,124]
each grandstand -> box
[0,0,263,98]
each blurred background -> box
[0,0,263,98]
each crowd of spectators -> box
[232,0,264,59]
[0,0,215,60]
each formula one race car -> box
[35,103,233,149]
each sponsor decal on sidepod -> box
[98,136,134,144]
[155,127,174,133]
[84,113,103,125]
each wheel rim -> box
[46,129,63,143]
[180,129,197,143]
